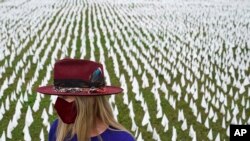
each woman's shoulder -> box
[105,126,135,141]
[50,119,59,130]
[49,119,59,141]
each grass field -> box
[0,0,250,140]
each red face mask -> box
[54,97,77,124]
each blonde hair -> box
[56,96,131,141]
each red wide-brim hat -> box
[36,58,123,96]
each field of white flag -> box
[0,0,250,140]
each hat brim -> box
[36,85,123,96]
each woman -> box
[36,58,135,141]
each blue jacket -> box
[49,119,135,141]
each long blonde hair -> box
[56,96,130,141]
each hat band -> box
[53,87,106,93]
[54,79,105,88]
